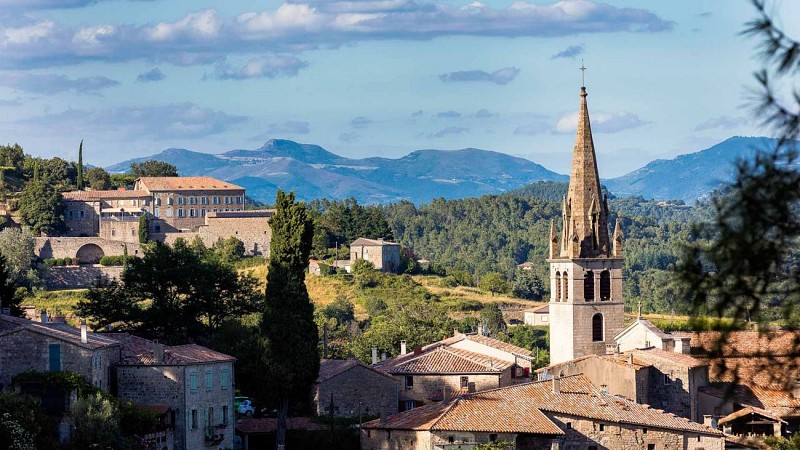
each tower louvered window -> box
[600,270,611,300]
[584,271,594,301]
[555,272,561,301]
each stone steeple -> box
[559,86,612,259]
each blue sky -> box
[0,0,797,176]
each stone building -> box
[109,333,236,450]
[350,238,401,273]
[134,176,246,233]
[312,359,399,418]
[616,319,692,354]
[361,374,724,450]
[63,189,151,241]
[0,312,120,392]
[547,86,625,365]
[161,209,274,257]
[374,333,533,411]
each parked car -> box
[234,396,250,410]
[237,399,257,417]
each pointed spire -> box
[549,219,558,259]
[559,86,611,258]
[612,218,623,257]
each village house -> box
[523,304,549,326]
[361,374,724,450]
[312,359,399,419]
[674,330,800,438]
[350,238,402,273]
[109,333,237,450]
[0,312,121,392]
[374,333,533,411]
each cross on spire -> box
[580,59,587,87]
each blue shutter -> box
[48,344,61,372]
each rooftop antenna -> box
[580,59,587,87]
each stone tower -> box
[548,86,625,365]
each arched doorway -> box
[76,243,105,264]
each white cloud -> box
[0,71,119,94]
[0,1,672,69]
[211,55,309,80]
[439,67,520,85]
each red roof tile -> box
[0,315,119,350]
[350,237,400,247]
[107,333,235,365]
[631,347,708,368]
[379,347,512,375]
[63,190,150,201]
[316,359,395,383]
[136,176,243,191]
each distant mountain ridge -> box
[108,139,567,204]
[107,136,785,204]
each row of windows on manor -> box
[553,270,611,302]
[155,195,243,206]
[153,207,243,218]
[187,369,232,435]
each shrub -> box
[99,255,136,267]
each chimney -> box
[80,323,88,344]
[153,341,164,364]
[628,353,633,365]
[400,340,407,356]
[381,352,387,361]
[442,386,450,403]
[552,376,560,394]
[40,310,48,324]
[371,347,378,365]
[467,382,476,393]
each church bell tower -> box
[548,82,625,365]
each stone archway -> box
[76,243,105,264]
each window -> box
[48,344,61,372]
[166,208,173,218]
[555,271,561,301]
[156,198,161,206]
[111,229,116,237]
[584,271,595,301]
[167,197,174,205]
[222,405,228,425]
[205,370,213,391]
[154,224,161,233]
[592,313,603,342]
[191,409,197,429]
[404,400,416,411]
[154,208,160,218]
[178,209,185,218]
[405,376,413,389]
[599,423,605,431]
[131,229,135,236]
[489,434,498,442]
[201,197,208,205]
[460,376,469,388]
[190,196,196,205]
[563,272,569,300]
[643,428,648,435]
[448,436,455,443]
[190,371,198,391]
[206,407,214,434]
[565,422,572,429]
[201,209,206,217]
[190,208,196,217]
[220,369,228,389]
[664,373,672,385]
[647,445,654,450]
[600,270,611,300]
[68,211,74,218]
[178,197,185,205]
[79,210,85,218]
[236,196,242,204]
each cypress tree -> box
[260,190,317,450]
[138,214,149,244]
[0,254,21,317]
[77,140,84,190]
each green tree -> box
[137,214,149,244]
[351,259,379,288]
[130,160,178,177]
[764,435,800,450]
[68,393,119,449]
[18,180,64,235]
[259,190,318,450]
[212,236,245,264]
[0,254,22,317]
[473,441,513,450]
[479,272,509,297]
[85,167,111,190]
[0,227,36,286]
[678,0,800,331]
[110,173,136,188]
[0,144,24,172]
[78,241,262,343]
[480,303,506,336]
[76,140,84,190]
[512,270,545,300]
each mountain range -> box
[107,136,780,205]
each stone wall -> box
[35,237,142,261]
[361,429,432,450]
[64,201,100,236]
[116,365,187,449]
[45,266,123,290]
[312,365,399,418]
[396,372,507,406]
[183,362,235,450]
[197,211,273,256]
[351,243,401,273]
[644,363,708,422]
[145,189,245,232]
[540,356,649,405]
[99,219,140,244]
[0,327,120,392]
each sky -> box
[0,0,797,177]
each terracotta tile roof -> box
[62,190,150,201]
[463,333,533,357]
[630,347,708,368]
[525,305,549,314]
[0,315,119,350]
[107,333,235,365]
[366,375,721,436]
[717,406,786,426]
[674,330,800,358]
[316,359,395,384]
[378,347,512,375]
[136,176,244,191]
[350,237,399,247]
[535,353,652,375]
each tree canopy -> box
[18,181,64,235]
[130,160,178,178]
